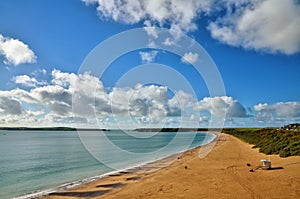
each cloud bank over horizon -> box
[82,0,300,55]
[0,69,298,128]
[0,1,298,128]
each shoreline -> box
[43,133,300,199]
[16,132,217,199]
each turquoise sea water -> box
[0,130,215,199]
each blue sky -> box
[0,0,299,128]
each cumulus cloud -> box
[181,52,199,64]
[2,70,298,127]
[139,51,158,63]
[0,70,199,127]
[168,90,195,111]
[0,96,23,115]
[13,75,47,87]
[109,84,171,119]
[5,88,38,104]
[190,114,209,123]
[50,70,110,117]
[82,0,212,32]
[208,0,300,54]
[0,34,37,66]
[163,37,175,46]
[196,96,248,118]
[30,85,72,116]
[0,70,108,126]
[254,102,300,118]
[83,0,300,55]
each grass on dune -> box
[222,128,300,157]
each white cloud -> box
[253,103,268,112]
[83,0,300,55]
[254,102,300,118]
[31,68,47,76]
[0,34,37,66]
[163,37,175,46]
[0,111,42,126]
[1,70,197,127]
[181,52,199,64]
[31,85,72,116]
[143,20,158,38]
[196,96,248,118]
[2,69,299,128]
[49,71,108,117]
[0,70,109,126]
[253,101,300,127]
[147,41,157,48]
[168,90,195,109]
[109,84,170,119]
[82,0,212,32]
[51,69,78,87]
[0,96,23,115]
[7,88,38,104]
[13,75,46,87]
[46,115,88,124]
[190,114,209,123]
[208,0,300,54]
[139,51,158,63]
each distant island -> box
[0,127,110,131]
[0,127,219,132]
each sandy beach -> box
[43,133,300,199]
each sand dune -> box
[43,134,300,199]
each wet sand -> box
[43,134,300,199]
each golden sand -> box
[43,134,300,199]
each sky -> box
[0,0,299,128]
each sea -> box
[0,130,215,199]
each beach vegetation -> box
[222,128,300,157]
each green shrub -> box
[222,128,300,158]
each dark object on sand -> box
[96,183,125,188]
[109,173,121,177]
[126,176,141,181]
[184,166,188,169]
[249,169,254,172]
[49,190,110,197]
[246,163,251,167]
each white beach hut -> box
[260,159,271,169]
